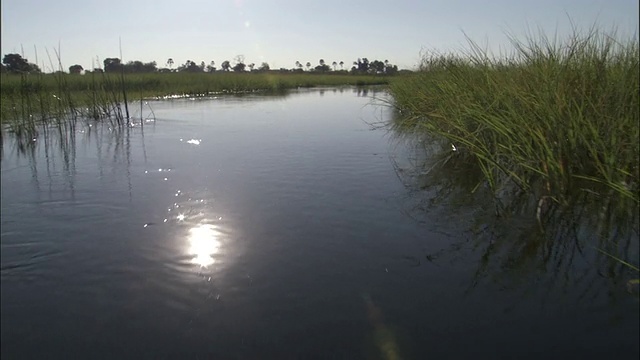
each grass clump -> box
[389,27,639,211]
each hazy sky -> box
[1,0,638,72]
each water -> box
[1,88,638,359]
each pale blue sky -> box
[1,0,638,72]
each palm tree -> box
[339,61,344,70]
[305,62,311,71]
[206,61,216,72]
[332,61,337,71]
[167,58,174,70]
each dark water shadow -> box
[382,110,640,308]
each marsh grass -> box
[388,131,639,298]
[1,71,127,127]
[0,70,389,144]
[389,27,639,214]
[1,69,390,157]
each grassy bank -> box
[0,71,391,126]
[389,28,639,211]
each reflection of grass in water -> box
[6,119,138,197]
[388,132,639,301]
[596,248,640,295]
[597,248,639,272]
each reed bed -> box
[389,28,639,213]
[0,72,387,118]
[0,70,390,143]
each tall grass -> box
[0,70,390,143]
[389,27,639,214]
[1,72,388,96]
[0,72,389,118]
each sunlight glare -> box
[188,224,221,267]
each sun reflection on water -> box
[187,224,221,267]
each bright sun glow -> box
[188,224,221,267]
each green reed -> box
[389,27,639,211]
[1,71,390,134]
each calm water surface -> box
[1,88,638,359]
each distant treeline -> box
[1,54,405,76]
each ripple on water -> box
[1,239,65,283]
